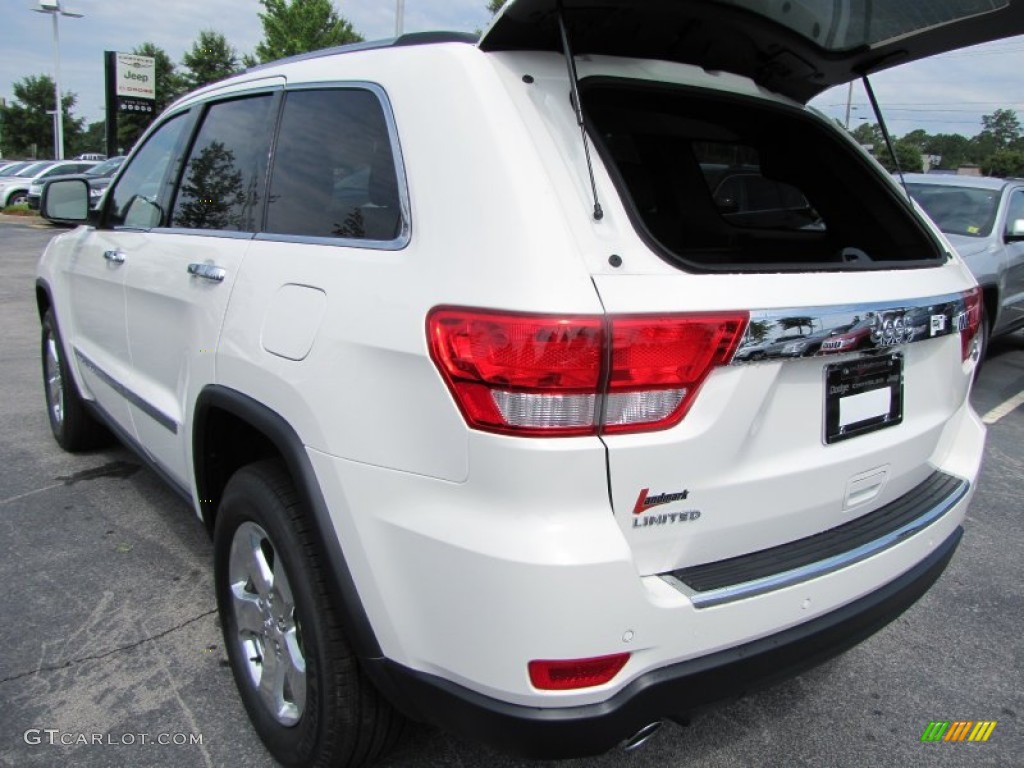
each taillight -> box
[959,287,983,362]
[604,314,750,433]
[528,653,630,690]
[427,308,748,437]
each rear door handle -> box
[187,263,226,283]
[103,250,125,264]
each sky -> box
[1,0,1023,143]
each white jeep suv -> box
[36,1,1022,765]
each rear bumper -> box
[368,527,962,759]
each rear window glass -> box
[720,0,1008,51]
[698,144,822,232]
[265,88,404,243]
[585,82,939,270]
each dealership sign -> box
[115,54,156,99]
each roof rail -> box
[245,31,479,73]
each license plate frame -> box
[824,354,903,444]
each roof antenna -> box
[556,1,603,221]
[862,74,910,199]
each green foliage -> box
[849,122,883,149]
[252,0,363,64]
[2,202,36,215]
[0,74,83,158]
[921,133,971,170]
[73,120,106,157]
[847,111,1023,176]
[900,129,929,150]
[2,202,38,217]
[979,108,1022,149]
[116,43,185,153]
[875,140,924,174]
[182,30,240,91]
[487,0,507,14]
[982,149,1024,178]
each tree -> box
[182,30,240,91]
[875,140,924,174]
[900,129,930,150]
[0,74,83,158]
[921,133,972,170]
[117,43,184,152]
[250,0,362,65]
[849,122,883,150]
[72,120,106,157]
[982,148,1024,178]
[487,0,507,14]
[979,108,1022,149]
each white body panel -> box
[37,39,986,721]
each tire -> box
[7,190,28,207]
[41,309,111,451]
[973,307,990,380]
[214,460,406,768]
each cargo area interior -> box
[583,81,945,271]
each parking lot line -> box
[981,390,1024,425]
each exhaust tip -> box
[621,721,662,752]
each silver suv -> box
[905,173,1024,355]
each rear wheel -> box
[7,190,28,207]
[41,309,111,451]
[214,460,406,767]
[973,307,990,379]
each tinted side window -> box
[171,95,275,232]
[266,89,404,242]
[108,113,188,229]
[1007,190,1024,232]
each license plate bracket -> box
[824,354,903,444]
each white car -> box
[35,1,1019,765]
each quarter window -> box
[266,89,404,242]
[1006,190,1024,234]
[107,112,189,229]
[171,95,276,232]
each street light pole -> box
[395,0,405,36]
[52,10,63,159]
[33,1,83,161]
[844,80,854,130]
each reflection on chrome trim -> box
[671,478,969,610]
[73,348,179,434]
[731,291,970,363]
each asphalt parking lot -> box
[1,216,1022,768]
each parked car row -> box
[28,156,126,216]
[0,160,98,208]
